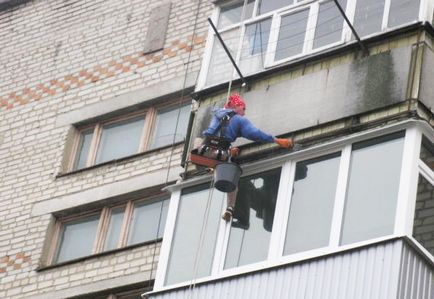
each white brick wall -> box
[0,0,213,298]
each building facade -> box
[1,0,434,299]
[0,0,212,298]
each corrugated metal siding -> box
[149,240,406,299]
[398,243,434,299]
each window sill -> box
[36,238,162,272]
[57,141,184,178]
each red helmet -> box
[224,93,246,109]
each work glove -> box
[274,138,294,149]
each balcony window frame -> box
[155,120,430,291]
[47,195,169,266]
[197,0,426,89]
[68,100,190,172]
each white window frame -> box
[197,0,427,90]
[155,120,431,291]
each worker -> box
[201,93,294,222]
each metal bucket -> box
[214,162,243,193]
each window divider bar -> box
[267,161,293,262]
[328,145,351,248]
[394,127,422,236]
[87,123,101,166]
[95,207,110,253]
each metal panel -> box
[419,45,434,111]
[398,243,434,299]
[143,3,171,54]
[193,46,412,147]
[148,240,405,299]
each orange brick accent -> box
[0,253,32,274]
[0,33,207,112]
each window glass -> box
[420,136,434,171]
[258,0,294,15]
[413,175,434,257]
[353,0,385,37]
[313,0,346,49]
[206,28,240,86]
[56,214,100,263]
[165,186,224,285]
[96,116,145,164]
[275,9,309,61]
[284,153,340,255]
[128,199,169,245]
[239,18,271,75]
[340,133,404,245]
[74,129,94,170]
[218,0,254,29]
[150,104,190,149]
[388,0,420,28]
[104,207,125,251]
[225,168,281,269]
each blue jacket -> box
[202,108,274,143]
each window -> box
[225,168,281,268]
[200,0,422,88]
[340,133,404,245]
[165,185,224,285]
[284,153,340,255]
[160,130,408,288]
[420,136,434,171]
[71,102,190,171]
[50,197,169,264]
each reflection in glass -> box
[353,0,385,37]
[258,0,293,15]
[388,0,420,28]
[150,104,190,149]
[96,117,145,164]
[218,0,254,29]
[128,199,169,245]
[313,0,346,49]
[104,207,125,251]
[206,29,240,86]
[56,215,100,263]
[240,18,271,75]
[275,9,309,61]
[340,133,404,245]
[284,154,340,255]
[74,129,94,170]
[224,168,281,269]
[165,186,224,285]
[420,136,434,171]
[413,175,434,256]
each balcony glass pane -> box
[225,168,281,269]
[275,9,309,61]
[206,28,240,86]
[218,0,254,29]
[284,153,340,255]
[239,18,271,75]
[258,0,294,15]
[413,175,434,256]
[313,0,346,49]
[340,133,404,245]
[96,116,145,164]
[56,215,100,263]
[353,0,385,37]
[165,186,224,285]
[388,0,420,28]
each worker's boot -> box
[222,206,234,222]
